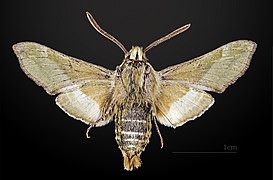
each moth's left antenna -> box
[86,12,128,54]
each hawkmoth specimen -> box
[13,11,257,171]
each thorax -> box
[120,61,147,97]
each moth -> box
[13,11,257,171]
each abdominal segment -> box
[115,102,152,171]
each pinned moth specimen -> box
[13,12,257,171]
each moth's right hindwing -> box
[155,81,214,128]
[13,42,114,125]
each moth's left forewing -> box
[13,42,113,95]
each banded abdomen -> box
[115,102,152,171]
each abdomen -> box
[115,102,152,170]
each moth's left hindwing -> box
[13,42,114,125]
[56,80,113,126]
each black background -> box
[1,0,272,178]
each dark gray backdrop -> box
[1,0,272,178]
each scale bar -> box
[172,151,237,154]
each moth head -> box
[125,46,147,62]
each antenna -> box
[144,24,191,53]
[86,12,128,54]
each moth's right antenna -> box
[144,23,191,53]
[86,12,128,54]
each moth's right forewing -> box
[13,42,113,95]
[159,40,257,93]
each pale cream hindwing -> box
[159,40,257,93]
[13,42,114,125]
[155,81,214,128]
[56,80,114,126]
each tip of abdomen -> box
[123,152,142,171]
